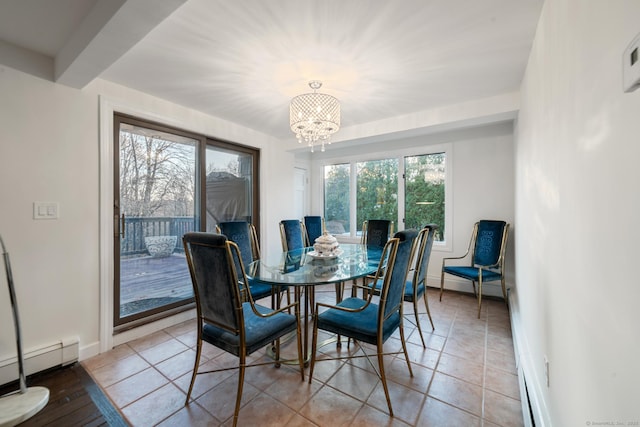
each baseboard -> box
[508,288,552,427]
[0,336,79,387]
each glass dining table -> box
[247,243,383,362]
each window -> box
[356,159,398,230]
[324,164,350,235]
[404,153,445,241]
[323,149,448,244]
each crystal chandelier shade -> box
[290,81,340,152]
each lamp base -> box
[0,386,49,427]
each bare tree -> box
[119,131,195,217]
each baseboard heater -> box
[0,336,79,387]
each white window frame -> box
[317,142,452,251]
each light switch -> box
[33,202,59,220]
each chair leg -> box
[413,298,426,348]
[295,312,305,381]
[233,356,246,427]
[185,336,203,405]
[439,271,445,301]
[308,315,319,383]
[423,290,435,331]
[398,322,413,378]
[377,342,393,417]
[477,278,483,319]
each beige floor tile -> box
[485,366,521,400]
[157,401,221,426]
[128,330,174,353]
[428,372,483,416]
[484,389,524,427]
[155,349,198,380]
[90,353,151,388]
[264,367,321,411]
[121,382,186,426]
[235,393,297,426]
[327,363,380,401]
[350,404,411,426]
[139,338,190,365]
[285,413,320,427]
[105,367,168,407]
[299,386,364,427]
[366,379,425,425]
[442,337,485,364]
[82,343,135,372]
[195,375,261,423]
[417,397,481,427]
[385,357,433,393]
[436,352,484,386]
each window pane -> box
[117,123,197,323]
[324,164,350,235]
[205,146,254,231]
[356,159,398,230]
[404,153,445,241]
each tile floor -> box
[83,286,523,426]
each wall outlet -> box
[544,356,550,387]
[623,32,640,92]
[33,202,59,220]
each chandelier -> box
[290,81,341,152]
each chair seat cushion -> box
[247,279,275,300]
[403,280,425,302]
[316,297,400,345]
[443,266,502,282]
[202,302,297,356]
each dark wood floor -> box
[0,363,128,426]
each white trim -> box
[509,288,552,427]
[98,95,201,354]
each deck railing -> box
[121,217,196,256]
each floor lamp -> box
[0,235,49,427]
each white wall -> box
[308,122,515,295]
[0,65,297,374]
[515,0,640,424]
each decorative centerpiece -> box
[313,231,340,256]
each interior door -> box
[114,115,200,328]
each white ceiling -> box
[0,0,543,144]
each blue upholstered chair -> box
[217,221,279,304]
[279,219,307,252]
[361,219,394,248]
[352,219,394,298]
[440,220,509,318]
[303,215,324,246]
[182,232,303,427]
[368,225,438,347]
[309,230,417,416]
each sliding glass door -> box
[113,114,260,329]
[114,115,200,327]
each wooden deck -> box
[120,254,193,306]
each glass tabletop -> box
[247,243,383,286]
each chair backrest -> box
[413,224,438,287]
[217,221,260,274]
[303,216,324,246]
[472,220,509,269]
[280,219,306,251]
[183,232,243,333]
[362,219,393,248]
[381,229,418,319]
